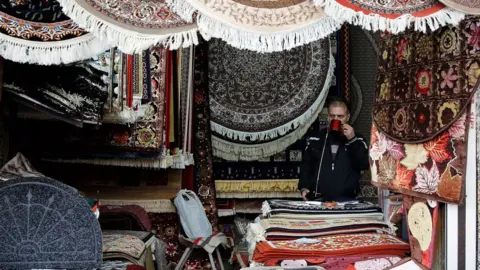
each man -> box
[299,97,369,201]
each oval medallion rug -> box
[373,17,480,143]
[314,0,464,34]
[57,0,198,54]
[166,0,340,52]
[209,38,334,160]
[0,0,107,65]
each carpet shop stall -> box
[0,0,479,270]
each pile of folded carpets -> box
[258,218,394,241]
[242,200,407,269]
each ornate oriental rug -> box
[57,0,198,54]
[193,37,218,229]
[440,0,480,14]
[315,0,464,34]
[370,106,471,204]
[166,0,340,53]
[209,38,334,161]
[252,233,409,263]
[374,17,480,144]
[0,0,107,65]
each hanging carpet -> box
[402,195,439,269]
[439,0,480,15]
[0,0,108,65]
[209,38,334,161]
[193,36,218,228]
[57,0,198,54]
[314,0,464,34]
[370,106,471,204]
[166,0,340,52]
[374,17,480,144]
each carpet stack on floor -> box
[244,200,410,269]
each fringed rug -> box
[166,0,340,52]
[440,0,480,14]
[0,0,107,65]
[193,37,218,229]
[57,0,198,54]
[315,0,464,34]
[374,17,480,143]
[209,38,334,161]
[370,106,471,204]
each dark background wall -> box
[349,26,379,143]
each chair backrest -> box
[173,189,212,238]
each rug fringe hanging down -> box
[211,54,335,161]
[313,0,464,34]
[166,0,341,53]
[57,0,199,54]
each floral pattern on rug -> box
[374,17,480,143]
[370,107,470,204]
[85,0,193,29]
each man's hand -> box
[301,189,310,201]
[343,124,355,140]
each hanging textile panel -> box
[166,0,341,52]
[315,0,464,35]
[209,38,334,161]
[370,105,471,204]
[57,0,198,54]
[374,17,480,144]
[214,154,302,198]
[193,37,218,228]
[402,195,439,269]
[0,0,107,65]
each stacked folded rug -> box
[259,218,393,240]
[245,200,409,269]
[262,200,384,220]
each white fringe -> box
[315,0,465,34]
[167,0,341,52]
[211,54,335,161]
[57,0,199,54]
[261,200,272,217]
[197,15,341,53]
[245,223,266,254]
[0,33,108,66]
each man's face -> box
[328,104,349,124]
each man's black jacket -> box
[298,128,369,200]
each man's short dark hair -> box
[327,96,350,113]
